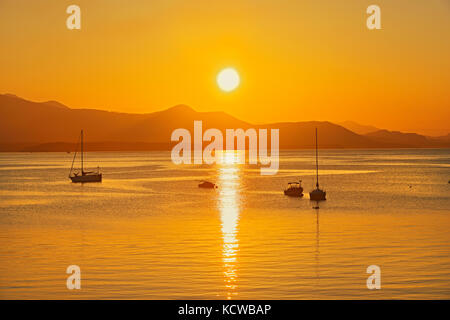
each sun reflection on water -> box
[217,151,242,299]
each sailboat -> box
[309,128,326,201]
[69,130,102,183]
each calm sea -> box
[0,149,449,299]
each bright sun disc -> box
[217,68,240,92]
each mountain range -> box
[0,93,449,151]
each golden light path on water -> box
[217,151,242,299]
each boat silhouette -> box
[198,180,217,189]
[309,128,326,201]
[69,130,102,183]
[284,180,304,197]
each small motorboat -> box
[284,180,304,197]
[198,180,217,189]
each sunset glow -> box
[1,0,450,303]
[0,0,449,135]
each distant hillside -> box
[260,121,380,149]
[0,94,249,146]
[364,130,442,148]
[429,133,450,143]
[338,121,380,135]
[0,94,449,151]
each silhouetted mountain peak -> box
[166,104,195,113]
[1,93,69,110]
[4,93,20,99]
[367,129,420,137]
[43,100,70,109]
[339,121,380,135]
[365,129,433,147]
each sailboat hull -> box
[70,173,102,183]
[309,189,326,201]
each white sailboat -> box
[69,130,102,183]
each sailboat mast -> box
[315,127,319,188]
[81,129,84,173]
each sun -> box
[217,68,240,92]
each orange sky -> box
[0,0,449,136]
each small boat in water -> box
[69,130,102,183]
[284,180,304,197]
[198,180,217,189]
[309,128,326,201]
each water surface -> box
[0,149,449,299]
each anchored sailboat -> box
[309,128,326,201]
[69,130,102,183]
